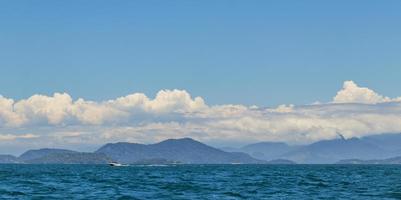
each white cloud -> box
[71,99,128,125]
[267,104,295,113]
[0,96,26,127]
[0,90,206,127]
[333,81,401,104]
[1,81,401,148]
[109,89,207,113]
[14,93,73,125]
[0,134,39,141]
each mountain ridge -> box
[96,138,264,164]
[223,133,401,164]
[337,156,401,164]
[0,138,266,164]
[1,133,401,164]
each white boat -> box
[109,162,127,167]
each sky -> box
[1,1,401,154]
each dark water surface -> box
[0,164,401,199]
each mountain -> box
[2,133,400,165]
[19,148,77,162]
[266,159,296,164]
[132,158,181,165]
[24,152,111,164]
[281,138,385,164]
[0,154,20,164]
[361,133,401,153]
[232,142,298,161]
[96,138,263,164]
[18,148,111,164]
[222,133,401,164]
[337,156,401,164]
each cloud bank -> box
[0,90,207,127]
[1,81,401,151]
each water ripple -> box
[0,164,400,199]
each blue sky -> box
[1,0,401,106]
[2,1,401,153]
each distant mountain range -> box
[1,133,401,164]
[19,148,78,162]
[1,148,111,164]
[0,138,268,164]
[0,155,20,164]
[96,138,263,164]
[222,133,401,164]
[23,152,111,164]
[280,137,385,164]
[221,142,299,161]
[337,157,401,164]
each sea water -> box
[0,164,400,199]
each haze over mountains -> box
[1,133,401,164]
[0,138,265,165]
[222,142,299,161]
[222,133,401,164]
[96,138,263,164]
[337,157,401,164]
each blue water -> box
[1,165,401,199]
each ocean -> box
[0,164,400,199]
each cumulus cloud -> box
[0,90,206,127]
[0,96,25,127]
[14,93,73,125]
[1,81,401,148]
[333,81,401,104]
[109,89,207,114]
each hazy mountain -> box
[220,133,401,164]
[235,142,298,161]
[220,147,239,152]
[1,133,400,165]
[19,148,78,162]
[337,156,401,164]
[24,152,111,164]
[132,158,181,165]
[281,138,385,164]
[96,138,263,164]
[266,159,296,164]
[0,154,20,164]
[361,133,401,153]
